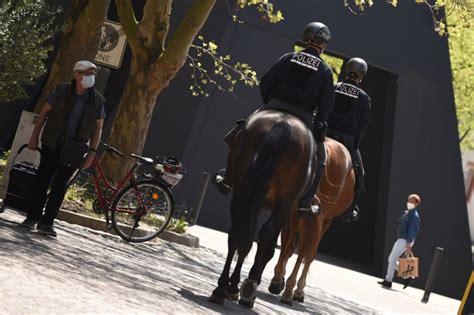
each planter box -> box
[56,209,199,248]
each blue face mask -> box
[81,75,95,88]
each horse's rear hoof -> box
[293,292,304,303]
[239,297,255,308]
[281,291,293,305]
[280,297,293,306]
[209,294,225,305]
[268,278,285,295]
[239,279,257,309]
[226,291,239,301]
[225,284,239,301]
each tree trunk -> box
[103,0,216,182]
[102,59,163,182]
[34,0,111,112]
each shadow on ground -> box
[0,210,377,314]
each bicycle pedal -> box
[106,223,113,230]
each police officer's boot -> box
[339,161,364,223]
[298,138,326,217]
[213,120,246,195]
[298,159,324,217]
[212,168,232,195]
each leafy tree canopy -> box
[0,0,59,103]
[446,1,474,150]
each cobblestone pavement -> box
[0,209,379,314]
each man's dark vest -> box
[41,82,105,150]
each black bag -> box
[3,144,41,213]
[58,137,88,169]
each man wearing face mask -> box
[20,60,106,237]
[378,194,421,289]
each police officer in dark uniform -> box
[214,22,335,217]
[327,57,371,222]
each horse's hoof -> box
[268,278,285,295]
[225,284,239,301]
[280,297,293,306]
[239,279,257,309]
[293,291,304,303]
[281,291,293,305]
[226,291,239,301]
[209,294,225,305]
[238,297,255,308]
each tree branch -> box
[154,0,215,81]
[115,0,146,56]
[139,0,172,54]
[460,128,471,143]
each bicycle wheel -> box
[111,179,174,242]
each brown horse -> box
[209,109,317,308]
[268,137,355,304]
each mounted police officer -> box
[327,57,371,222]
[213,22,335,217]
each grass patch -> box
[166,216,188,234]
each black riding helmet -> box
[346,57,368,79]
[303,22,331,44]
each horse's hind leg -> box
[223,193,259,305]
[226,241,253,301]
[249,203,291,282]
[280,251,304,305]
[294,218,332,303]
[240,203,291,308]
[281,215,321,305]
[209,226,238,305]
[270,210,298,295]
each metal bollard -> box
[187,172,210,226]
[421,247,444,303]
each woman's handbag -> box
[58,138,88,169]
[398,251,419,278]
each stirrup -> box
[297,204,321,218]
[212,170,232,196]
[339,206,359,223]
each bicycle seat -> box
[130,154,154,166]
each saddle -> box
[264,100,314,130]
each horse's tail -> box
[234,121,292,244]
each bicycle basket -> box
[154,156,185,187]
[161,171,183,187]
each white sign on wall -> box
[94,20,127,69]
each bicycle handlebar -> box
[100,141,124,157]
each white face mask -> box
[81,75,95,88]
[407,202,416,210]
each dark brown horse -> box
[268,137,355,304]
[209,109,316,308]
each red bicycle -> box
[90,141,176,242]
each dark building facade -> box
[1,0,470,299]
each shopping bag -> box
[398,252,419,278]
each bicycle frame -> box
[91,155,146,217]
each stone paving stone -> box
[0,209,378,314]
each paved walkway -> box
[0,209,460,314]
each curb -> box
[56,209,200,248]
